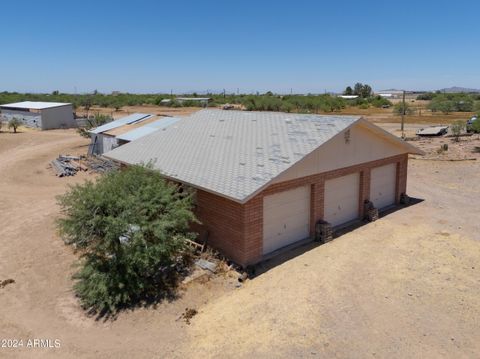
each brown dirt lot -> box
[0,127,479,358]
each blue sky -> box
[0,0,478,94]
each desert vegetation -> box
[56,165,197,314]
[417,92,480,114]
[76,113,112,138]
[0,87,391,114]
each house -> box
[89,113,181,155]
[176,97,211,106]
[0,101,76,130]
[104,109,423,266]
[339,95,359,99]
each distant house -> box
[0,101,76,130]
[339,95,359,99]
[88,113,180,155]
[376,90,404,99]
[176,97,211,106]
[105,109,423,266]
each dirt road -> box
[0,129,479,358]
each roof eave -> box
[102,154,248,204]
[356,118,425,156]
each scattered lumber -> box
[51,154,119,177]
[185,238,205,252]
[51,154,86,177]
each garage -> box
[324,173,360,227]
[370,163,397,209]
[263,186,310,254]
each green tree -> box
[353,83,363,96]
[451,120,464,141]
[352,83,372,98]
[360,84,372,98]
[469,119,480,133]
[8,117,22,133]
[57,165,197,314]
[343,86,353,95]
[370,96,392,108]
[112,100,122,112]
[77,113,112,138]
[393,102,414,116]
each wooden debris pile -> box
[51,155,87,177]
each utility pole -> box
[401,90,406,138]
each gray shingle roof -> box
[104,109,360,202]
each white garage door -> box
[263,186,310,255]
[324,173,360,227]
[370,163,397,209]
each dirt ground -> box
[75,106,200,120]
[75,103,474,125]
[0,128,479,358]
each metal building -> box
[0,101,76,130]
[89,113,180,155]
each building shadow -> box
[250,197,424,278]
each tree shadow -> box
[83,263,194,322]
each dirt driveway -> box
[0,129,479,358]
[179,159,480,358]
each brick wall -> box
[194,190,246,264]
[195,154,409,266]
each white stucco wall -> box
[271,122,407,184]
[40,105,76,130]
[0,109,42,128]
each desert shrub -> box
[470,119,480,133]
[428,94,474,113]
[280,102,294,113]
[369,96,392,108]
[393,102,414,116]
[57,165,197,314]
[416,92,435,101]
[451,120,464,141]
[8,117,22,133]
[77,113,112,138]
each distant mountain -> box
[437,86,480,93]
